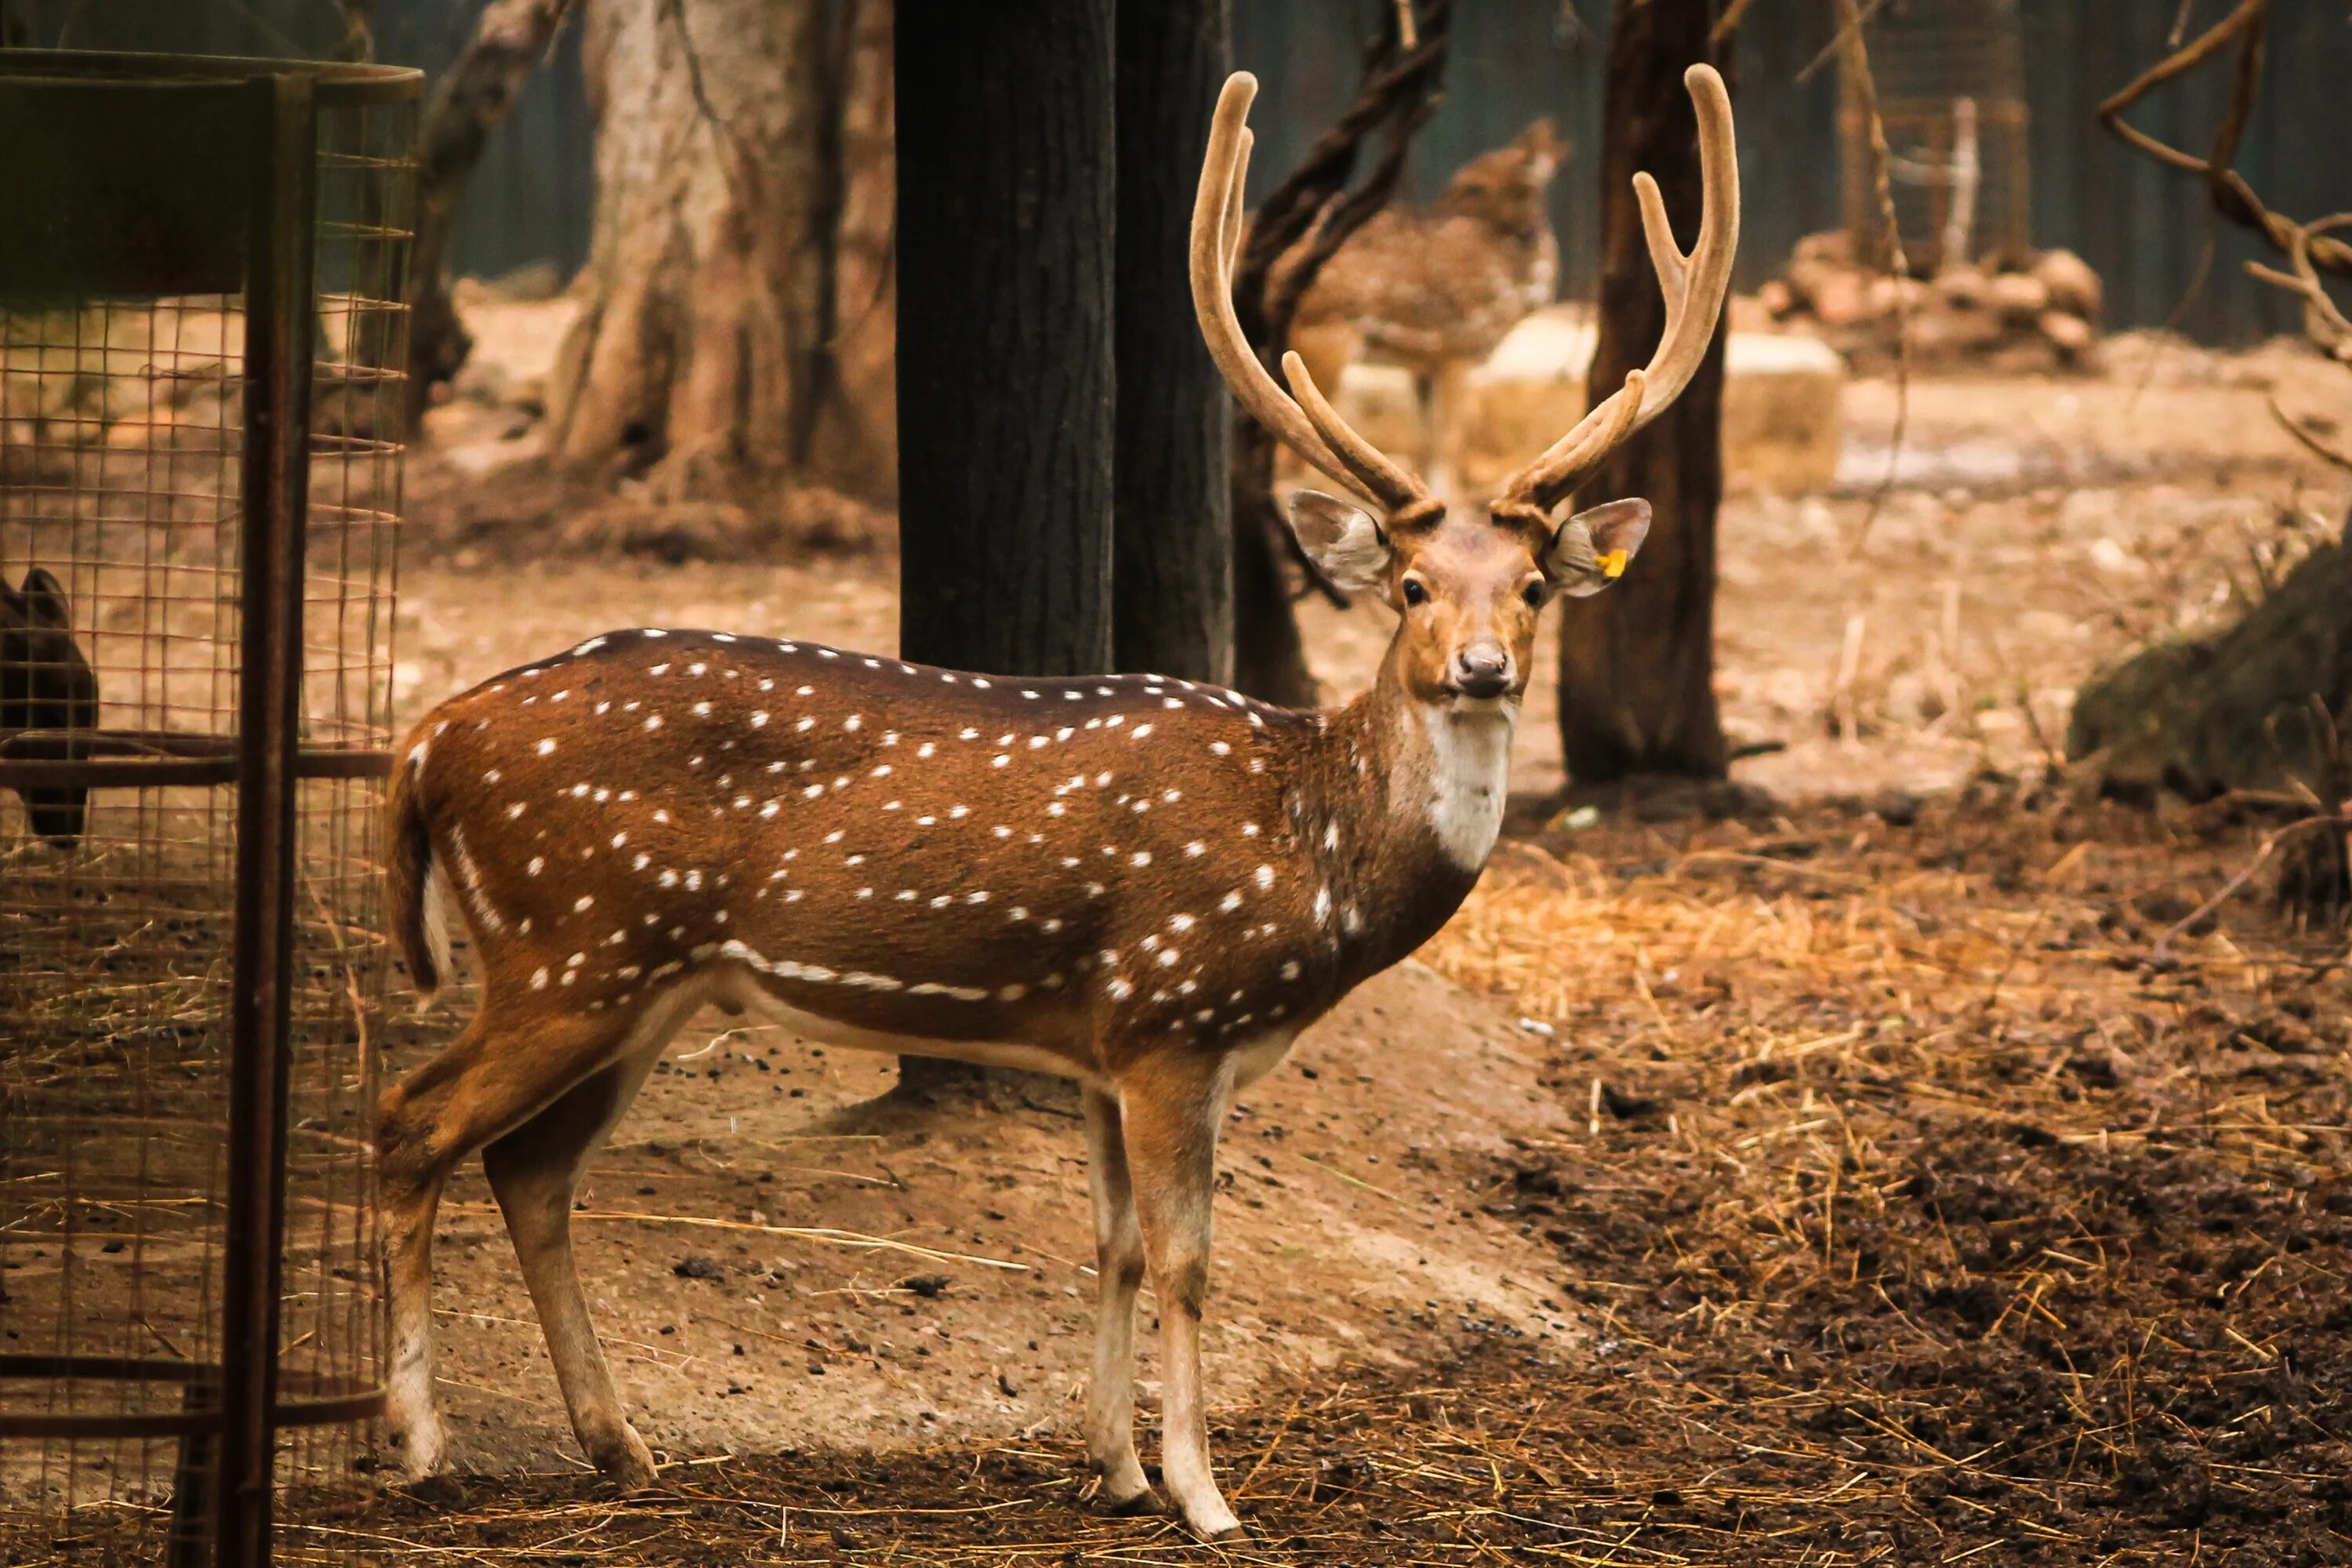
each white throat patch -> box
[1417,704,1515,870]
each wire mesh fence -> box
[1839,0,2032,271]
[0,51,418,1566]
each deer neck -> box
[1294,652,1515,975]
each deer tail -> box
[384,740,449,1004]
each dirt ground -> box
[318,310,2352,1565]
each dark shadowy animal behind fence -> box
[0,567,97,846]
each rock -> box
[2038,309,2094,355]
[1908,303,2008,359]
[1791,229,1854,270]
[1986,270,2052,323]
[1810,268,1872,327]
[1864,274,1931,321]
[1933,263,1993,311]
[673,1254,724,1279]
[2034,247,2103,319]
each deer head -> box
[1,567,100,847]
[1437,117,1570,225]
[1193,67,1737,710]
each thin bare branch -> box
[2100,0,2352,278]
[1837,0,1911,556]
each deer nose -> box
[1451,644,1512,699]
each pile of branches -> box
[1760,233,2103,375]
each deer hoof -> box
[589,1429,659,1492]
[1100,1484,1165,1517]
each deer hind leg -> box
[1080,1086,1155,1512]
[376,990,677,1482]
[1116,1054,1243,1541]
[481,1043,668,1488]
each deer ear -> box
[1285,490,1392,597]
[1543,499,1650,597]
[19,568,71,628]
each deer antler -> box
[1492,63,1740,522]
[1192,73,1435,517]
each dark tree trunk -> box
[1229,442,1316,704]
[895,0,1115,679]
[1113,0,1233,684]
[2068,531,2352,801]
[893,1,1116,1094]
[404,0,579,425]
[1557,0,1731,783]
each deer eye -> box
[1400,579,1428,607]
[1521,582,1545,608]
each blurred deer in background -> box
[375,66,1733,1539]
[1287,116,1569,493]
[0,567,98,848]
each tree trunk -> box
[1113,0,1233,685]
[804,0,897,504]
[1556,0,1731,784]
[546,0,828,499]
[893,1,1116,1094]
[1229,456,1318,704]
[404,0,580,426]
[2067,530,2352,801]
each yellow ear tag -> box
[1599,549,1629,579]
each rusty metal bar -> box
[0,1355,387,1439]
[215,68,318,1568]
[0,48,421,107]
[0,748,396,788]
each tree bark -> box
[893,1,1116,1094]
[894,1,1116,679]
[404,0,579,426]
[1229,446,1319,705]
[1556,0,1731,784]
[1112,0,1233,685]
[802,0,897,505]
[546,0,828,498]
[2067,531,2352,801]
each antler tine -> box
[1192,72,1429,513]
[1282,351,1432,516]
[1496,63,1740,516]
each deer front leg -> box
[481,1049,666,1489]
[1080,1085,1155,1512]
[1116,1057,1243,1541]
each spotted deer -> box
[376,66,1736,1538]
